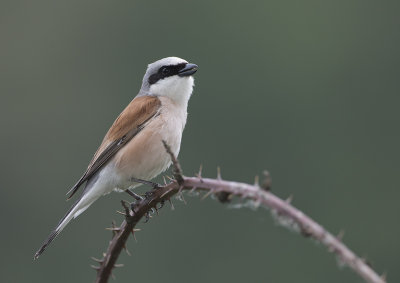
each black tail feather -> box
[34,229,60,259]
[34,197,81,260]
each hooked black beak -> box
[178,63,198,77]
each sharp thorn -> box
[181,192,187,205]
[160,191,168,198]
[176,186,187,204]
[195,164,203,178]
[90,265,100,270]
[106,227,122,231]
[286,195,293,203]
[262,170,272,191]
[217,166,222,180]
[336,229,345,241]
[130,228,140,236]
[123,244,131,256]
[169,198,175,210]
[116,210,126,216]
[114,263,124,268]
[201,190,213,200]
[254,175,259,186]
[110,220,119,237]
[91,257,103,263]
[160,188,174,198]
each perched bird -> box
[34,57,198,259]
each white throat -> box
[149,76,194,106]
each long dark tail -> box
[34,196,92,259]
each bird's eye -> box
[161,67,169,75]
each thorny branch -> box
[93,142,386,283]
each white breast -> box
[111,96,188,190]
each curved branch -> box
[93,176,385,283]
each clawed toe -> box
[144,190,154,199]
[144,211,151,223]
[124,183,164,223]
[158,199,165,210]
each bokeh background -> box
[1,1,399,282]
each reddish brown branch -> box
[94,139,384,283]
[94,182,178,283]
[93,176,385,283]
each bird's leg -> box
[129,178,165,216]
[125,189,144,212]
[125,189,144,201]
[130,177,161,189]
[131,177,163,201]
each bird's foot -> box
[158,199,165,210]
[125,189,155,215]
[143,190,165,210]
[127,178,165,220]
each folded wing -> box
[66,95,161,199]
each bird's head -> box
[140,57,198,104]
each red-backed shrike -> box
[34,57,198,259]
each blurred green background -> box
[1,1,399,282]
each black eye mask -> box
[148,63,187,85]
